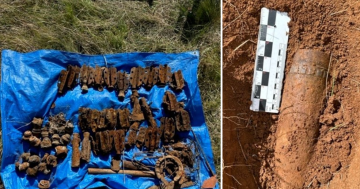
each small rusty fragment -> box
[109,67,117,89]
[80,65,90,91]
[41,137,52,149]
[103,67,110,88]
[72,133,81,168]
[66,65,80,89]
[61,134,71,145]
[140,98,157,128]
[145,126,158,152]
[29,136,41,147]
[162,117,175,143]
[29,155,40,166]
[89,109,100,133]
[130,90,145,122]
[136,127,147,149]
[93,132,101,155]
[98,111,106,130]
[21,153,31,162]
[156,126,164,149]
[122,160,150,171]
[38,162,50,174]
[162,91,180,114]
[127,122,140,147]
[175,108,191,132]
[55,146,68,158]
[108,130,115,153]
[31,117,43,137]
[105,108,117,130]
[17,162,29,171]
[118,108,130,129]
[116,71,129,100]
[130,67,144,89]
[157,65,172,87]
[114,129,125,155]
[38,180,51,189]
[57,70,69,94]
[41,127,49,138]
[46,155,57,167]
[94,65,104,91]
[100,131,111,154]
[111,158,121,172]
[26,166,38,176]
[51,134,61,146]
[80,132,91,163]
[22,130,32,141]
[65,122,74,134]
[144,67,159,89]
[171,70,185,91]
[78,107,89,131]
[87,66,95,87]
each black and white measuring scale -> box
[250,8,291,113]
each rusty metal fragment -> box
[61,134,71,145]
[80,132,91,163]
[29,155,40,166]
[66,65,80,89]
[100,131,112,154]
[51,134,61,146]
[145,126,158,152]
[55,146,68,158]
[17,162,29,171]
[38,180,51,189]
[130,67,144,89]
[98,111,106,130]
[87,67,95,87]
[58,70,69,94]
[105,108,117,130]
[78,107,89,131]
[130,90,145,122]
[162,91,180,114]
[26,166,38,176]
[118,108,130,129]
[46,155,57,167]
[140,98,157,127]
[22,130,32,141]
[170,70,185,91]
[103,67,110,88]
[72,133,81,168]
[114,130,125,155]
[136,127,147,149]
[122,160,150,171]
[116,71,129,100]
[156,126,164,149]
[94,65,104,91]
[29,136,41,147]
[80,65,90,91]
[128,122,140,147]
[155,155,184,188]
[175,108,191,132]
[21,153,31,162]
[109,67,117,89]
[31,117,43,137]
[157,65,172,87]
[144,67,159,89]
[111,158,121,172]
[89,109,100,133]
[41,137,52,149]
[92,132,101,155]
[161,117,175,143]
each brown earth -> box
[223,0,360,188]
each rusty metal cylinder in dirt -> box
[274,50,329,189]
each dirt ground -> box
[223,0,360,188]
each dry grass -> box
[0,0,220,185]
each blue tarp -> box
[0,50,218,189]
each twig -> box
[224,6,249,30]
[307,176,316,188]
[330,9,347,16]
[236,129,248,162]
[224,172,242,186]
[325,52,332,99]
[233,39,256,53]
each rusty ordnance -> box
[175,108,191,132]
[162,91,180,114]
[274,50,330,189]
[170,70,185,91]
[111,158,120,172]
[118,108,130,129]
[116,71,129,99]
[38,180,50,189]
[158,65,171,87]
[129,90,145,122]
[114,130,125,155]
[80,65,90,91]
[57,70,69,94]
[161,117,175,143]
[136,127,147,149]
[88,168,156,177]
[71,133,81,167]
[128,122,140,147]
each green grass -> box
[0,0,220,184]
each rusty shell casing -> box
[71,133,81,168]
[274,50,329,189]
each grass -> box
[0,0,220,185]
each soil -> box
[223,0,360,188]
